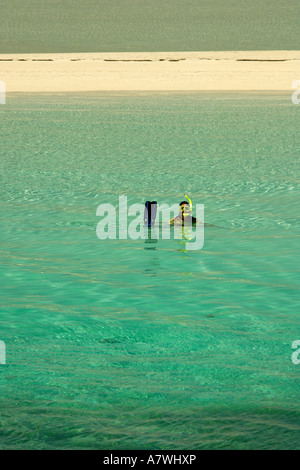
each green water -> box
[0,0,299,53]
[0,92,299,449]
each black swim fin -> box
[144,201,158,227]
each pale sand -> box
[1,51,300,92]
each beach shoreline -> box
[1,51,300,92]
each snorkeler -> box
[169,196,199,226]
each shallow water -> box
[1,0,299,53]
[0,92,299,449]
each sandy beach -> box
[1,51,300,92]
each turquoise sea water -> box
[0,92,299,449]
[0,0,299,53]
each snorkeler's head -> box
[179,201,191,216]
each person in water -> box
[169,201,199,226]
